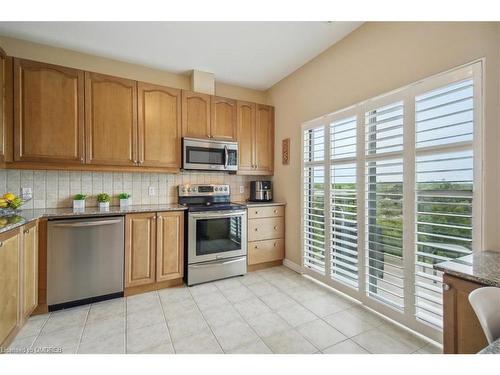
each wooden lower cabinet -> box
[125,211,184,293]
[156,211,184,281]
[247,204,285,268]
[125,213,156,288]
[0,229,20,349]
[443,274,489,354]
[21,221,38,321]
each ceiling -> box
[0,21,362,90]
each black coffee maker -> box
[249,181,272,202]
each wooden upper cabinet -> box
[211,96,237,140]
[125,213,156,288]
[85,72,137,166]
[181,90,211,139]
[156,211,184,282]
[0,48,13,163]
[255,104,274,174]
[236,101,256,173]
[14,59,84,164]
[138,82,181,169]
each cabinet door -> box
[22,222,38,319]
[254,104,274,175]
[0,48,13,163]
[181,90,210,139]
[236,101,256,173]
[14,59,84,164]
[211,96,237,140]
[138,82,181,169]
[156,211,184,282]
[0,230,20,347]
[443,274,488,354]
[125,213,156,287]
[85,72,137,166]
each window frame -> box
[300,60,483,343]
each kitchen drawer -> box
[248,217,284,242]
[247,205,284,219]
[248,239,284,265]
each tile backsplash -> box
[0,170,269,209]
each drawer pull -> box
[273,242,277,247]
[254,245,258,249]
[274,226,278,230]
[0,242,3,247]
[273,209,278,214]
[24,229,29,234]
[255,210,259,214]
[254,228,258,231]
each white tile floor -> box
[7,266,442,354]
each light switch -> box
[239,186,245,194]
[21,187,33,200]
[148,186,156,196]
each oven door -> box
[183,138,238,171]
[188,210,247,264]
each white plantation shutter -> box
[330,116,358,288]
[365,158,405,311]
[413,76,476,329]
[303,127,326,274]
[301,62,481,341]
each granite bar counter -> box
[434,251,500,288]
[0,203,187,235]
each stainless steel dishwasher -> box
[47,216,124,310]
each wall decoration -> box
[282,138,290,165]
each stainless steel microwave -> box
[182,137,238,172]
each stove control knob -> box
[224,186,228,191]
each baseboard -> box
[283,258,302,274]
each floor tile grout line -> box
[28,312,51,350]
[157,290,177,354]
[213,278,274,354]
[75,306,90,354]
[187,285,225,353]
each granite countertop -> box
[0,204,187,235]
[479,338,500,354]
[434,251,500,287]
[235,201,286,207]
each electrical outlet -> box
[239,186,244,194]
[148,186,156,196]
[21,187,32,200]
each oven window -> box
[186,146,224,165]
[196,216,242,256]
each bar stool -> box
[469,287,500,344]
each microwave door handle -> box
[224,145,228,169]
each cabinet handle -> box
[254,228,258,231]
[0,242,3,247]
[24,229,29,234]
[254,211,259,215]
[273,209,278,214]
[273,242,277,247]
[274,226,278,230]
[254,245,258,249]
[442,283,450,291]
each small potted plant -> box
[73,193,87,211]
[118,192,131,208]
[96,193,111,211]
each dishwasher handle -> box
[50,219,123,228]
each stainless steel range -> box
[179,184,247,286]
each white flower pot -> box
[119,198,130,208]
[73,200,85,210]
[99,202,110,211]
